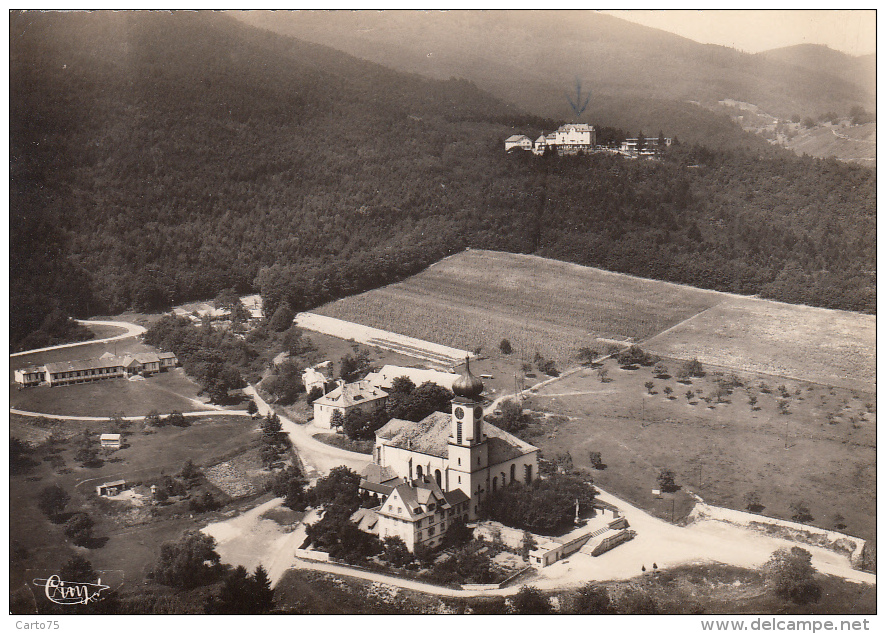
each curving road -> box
[11,319,147,358]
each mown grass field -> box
[11,368,216,417]
[315,249,722,365]
[527,356,876,546]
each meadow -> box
[316,250,722,364]
[527,356,876,546]
[9,414,263,593]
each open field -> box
[11,368,216,417]
[9,414,265,592]
[526,356,876,545]
[315,250,874,391]
[315,249,723,365]
[644,296,876,392]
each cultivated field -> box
[316,250,722,364]
[316,250,875,391]
[526,357,876,545]
[644,296,876,392]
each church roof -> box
[375,410,537,466]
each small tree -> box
[644,381,654,394]
[748,394,758,409]
[330,409,344,433]
[179,460,203,486]
[577,347,598,365]
[597,367,608,383]
[383,536,413,567]
[744,491,764,513]
[790,501,813,523]
[144,410,162,428]
[683,358,705,377]
[499,339,513,355]
[685,390,695,402]
[60,554,98,584]
[663,386,673,399]
[765,547,821,604]
[64,512,95,547]
[165,411,188,427]
[246,400,258,415]
[149,531,222,588]
[588,451,604,470]
[832,513,847,530]
[657,469,678,493]
[267,301,295,333]
[520,530,537,561]
[38,484,70,521]
[653,362,668,378]
[568,583,615,614]
[510,585,553,614]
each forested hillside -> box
[10,11,875,351]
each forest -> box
[10,11,876,351]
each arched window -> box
[492,476,498,492]
[510,464,516,483]
[416,465,423,479]
[435,469,442,487]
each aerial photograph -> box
[8,9,876,624]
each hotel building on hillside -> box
[14,351,178,387]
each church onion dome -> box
[452,356,484,400]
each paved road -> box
[243,385,370,478]
[10,319,147,358]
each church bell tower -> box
[447,357,488,518]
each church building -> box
[362,359,539,540]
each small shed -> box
[100,433,122,448]
[95,480,127,496]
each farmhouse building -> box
[302,362,331,393]
[363,365,460,392]
[312,379,389,429]
[361,359,539,543]
[14,351,178,387]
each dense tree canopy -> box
[485,474,597,535]
[10,12,875,353]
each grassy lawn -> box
[313,432,374,454]
[526,357,876,545]
[11,368,215,417]
[9,414,264,592]
[644,296,876,392]
[316,249,722,365]
[81,321,130,339]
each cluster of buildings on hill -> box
[14,351,178,387]
[300,359,633,565]
[505,123,672,158]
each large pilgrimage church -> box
[358,359,539,551]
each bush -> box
[765,547,821,604]
[683,358,705,377]
[510,585,553,614]
[64,512,95,546]
[149,531,222,588]
[485,473,596,535]
[499,338,513,355]
[38,484,70,520]
[657,469,678,493]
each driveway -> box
[10,319,147,357]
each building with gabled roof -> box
[504,134,533,151]
[312,379,389,429]
[374,475,471,551]
[362,359,538,531]
[363,365,460,392]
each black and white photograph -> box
[8,8,876,624]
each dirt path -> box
[10,408,250,422]
[10,319,147,358]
